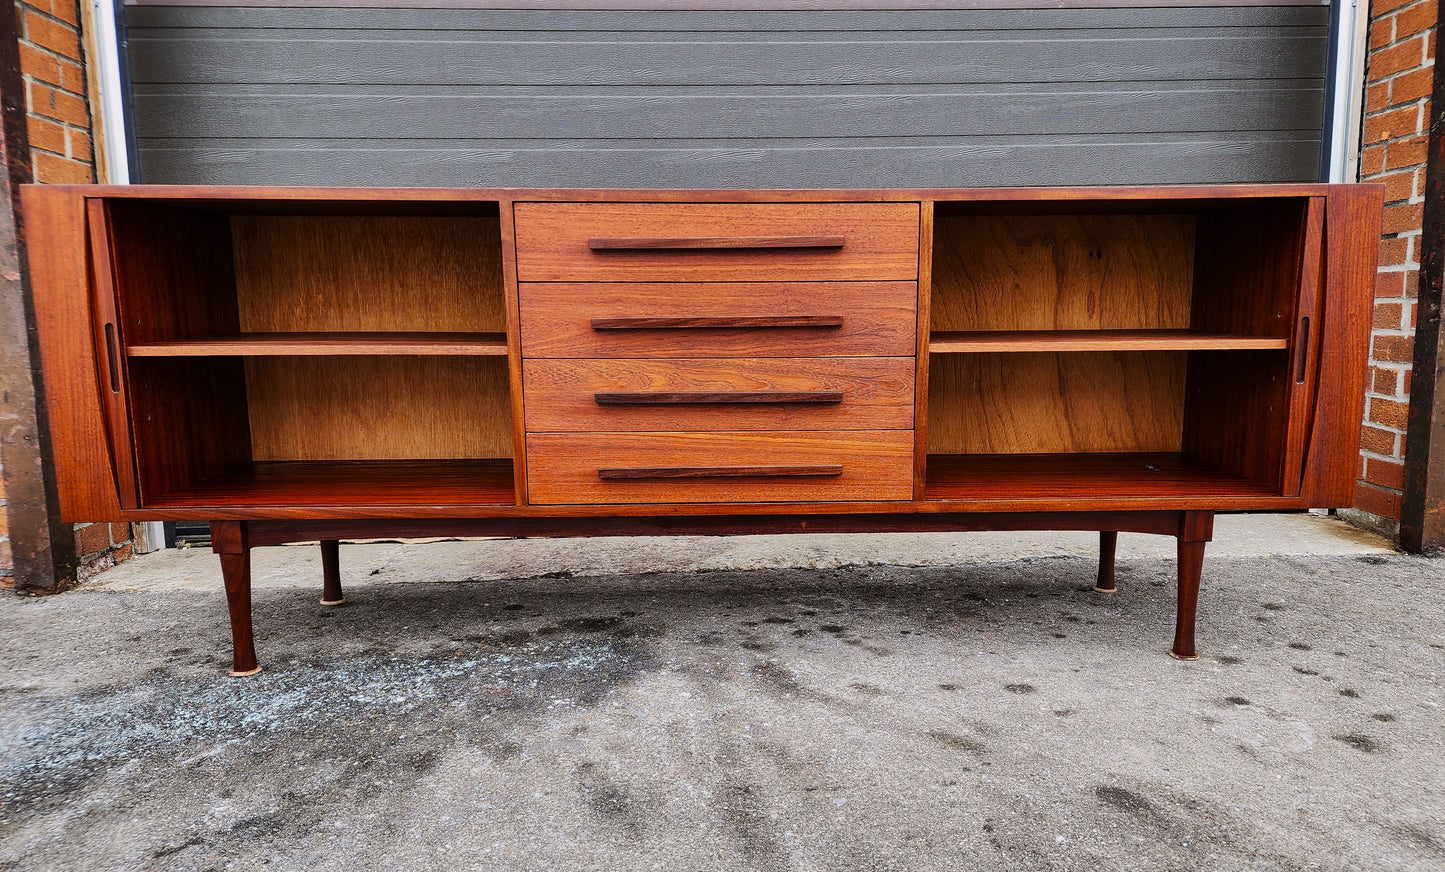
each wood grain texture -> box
[929,330,1288,353]
[514,202,918,282]
[127,356,253,506]
[523,357,914,431]
[245,356,512,461]
[924,452,1276,501]
[20,185,125,521]
[931,213,1194,332]
[1302,185,1384,507]
[1281,197,1325,496]
[913,199,933,499]
[519,281,917,358]
[527,430,913,504]
[127,332,507,357]
[153,459,516,508]
[1181,349,1291,492]
[85,201,140,509]
[927,352,1185,454]
[232,215,505,332]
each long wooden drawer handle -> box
[591,316,843,330]
[588,235,845,250]
[598,464,844,480]
[595,391,843,406]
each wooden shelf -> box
[928,330,1289,354]
[127,332,508,357]
[145,459,516,508]
[924,453,1278,502]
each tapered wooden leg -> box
[212,521,261,677]
[1170,511,1213,661]
[1095,531,1118,593]
[320,539,345,605]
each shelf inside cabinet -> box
[928,330,1289,354]
[127,332,508,357]
[924,453,1278,502]
[143,459,516,508]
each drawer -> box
[513,202,919,282]
[524,357,914,432]
[527,430,914,505]
[519,281,917,358]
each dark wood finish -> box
[929,330,1289,353]
[594,391,844,405]
[527,430,913,504]
[925,453,1277,502]
[522,281,915,358]
[514,202,918,282]
[128,356,253,507]
[588,235,845,250]
[1169,510,1214,660]
[127,332,508,357]
[1095,530,1118,592]
[598,464,843,480]
[1282,197,1326,497]
[320,539,344,605]
[500,196,530,506]
[524,357,913,432]
[212,521,260,676]
[148,459,516,508]
[128,1,1331,9]
[591,315,843,331]
[84,201,140,509]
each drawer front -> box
[524,357,914,432]
[514,202,919,282]
[519,281,917,358]
[527,430,914,504]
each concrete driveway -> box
[1,514,1442,871]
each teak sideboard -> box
[22,185,1383,675]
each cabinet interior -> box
[926,198,1311,500]
[103,199,514,507]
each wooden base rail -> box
[210,510,1213,676]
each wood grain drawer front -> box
[524,357,914,432]
[519,281,917,358]
[514,203,920,282]
[527,430,914,505]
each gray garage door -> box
[123,4,1331,188]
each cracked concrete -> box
[1,514,1442,871]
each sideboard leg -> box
[320,539,345,606]
[212,521,261,677]
[1094,531,1118,593]
[1169,511,1214,661]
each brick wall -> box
[1352,0,1437,532]
[1,0,136,589]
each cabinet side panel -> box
[1302,185,1384,507]
[22,187,124,522]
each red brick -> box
[1376,270,1407,298]
[1404,269,1420,297]
[1379,235,1410,266]
[1379,168,1419,203]
[66,128,89,160]
[33,150,91,183]
[0,506,8,540]
[1378,0,1427,15]
[27,80,87,126]
[1370,35,1428,79]
[1367,81,1391,113]
[18,42,59,85]
[1383,201,1425,234]
[50,0,80,27]
[1372,333,1415,363]
[22,10,80,58]
[1396,0,1439,39]
[1365,104,1423,144]
[1387,135,1429,170]
[0,539,11,578]
[75,522,110,557]
[58,58,84,95]
[1354,481,1403,519]
[1370,16,1395,50]
[109,522,133,544]
[1369,396,1411,429]
[1361,144,1387,176]
[1373,302,1405,329]
[1361,425,1399,455]
[25,114,64,155]
[1366,457,1406,490]
[1391,65,1435,105]
[1372,365,1402,394]
[111,543,133,564]
[1404,368,1414,395]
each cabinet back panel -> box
[931,214,1194,331]
[232,216,505,333]
[245,357,512,461]
[927,352,1185,454]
